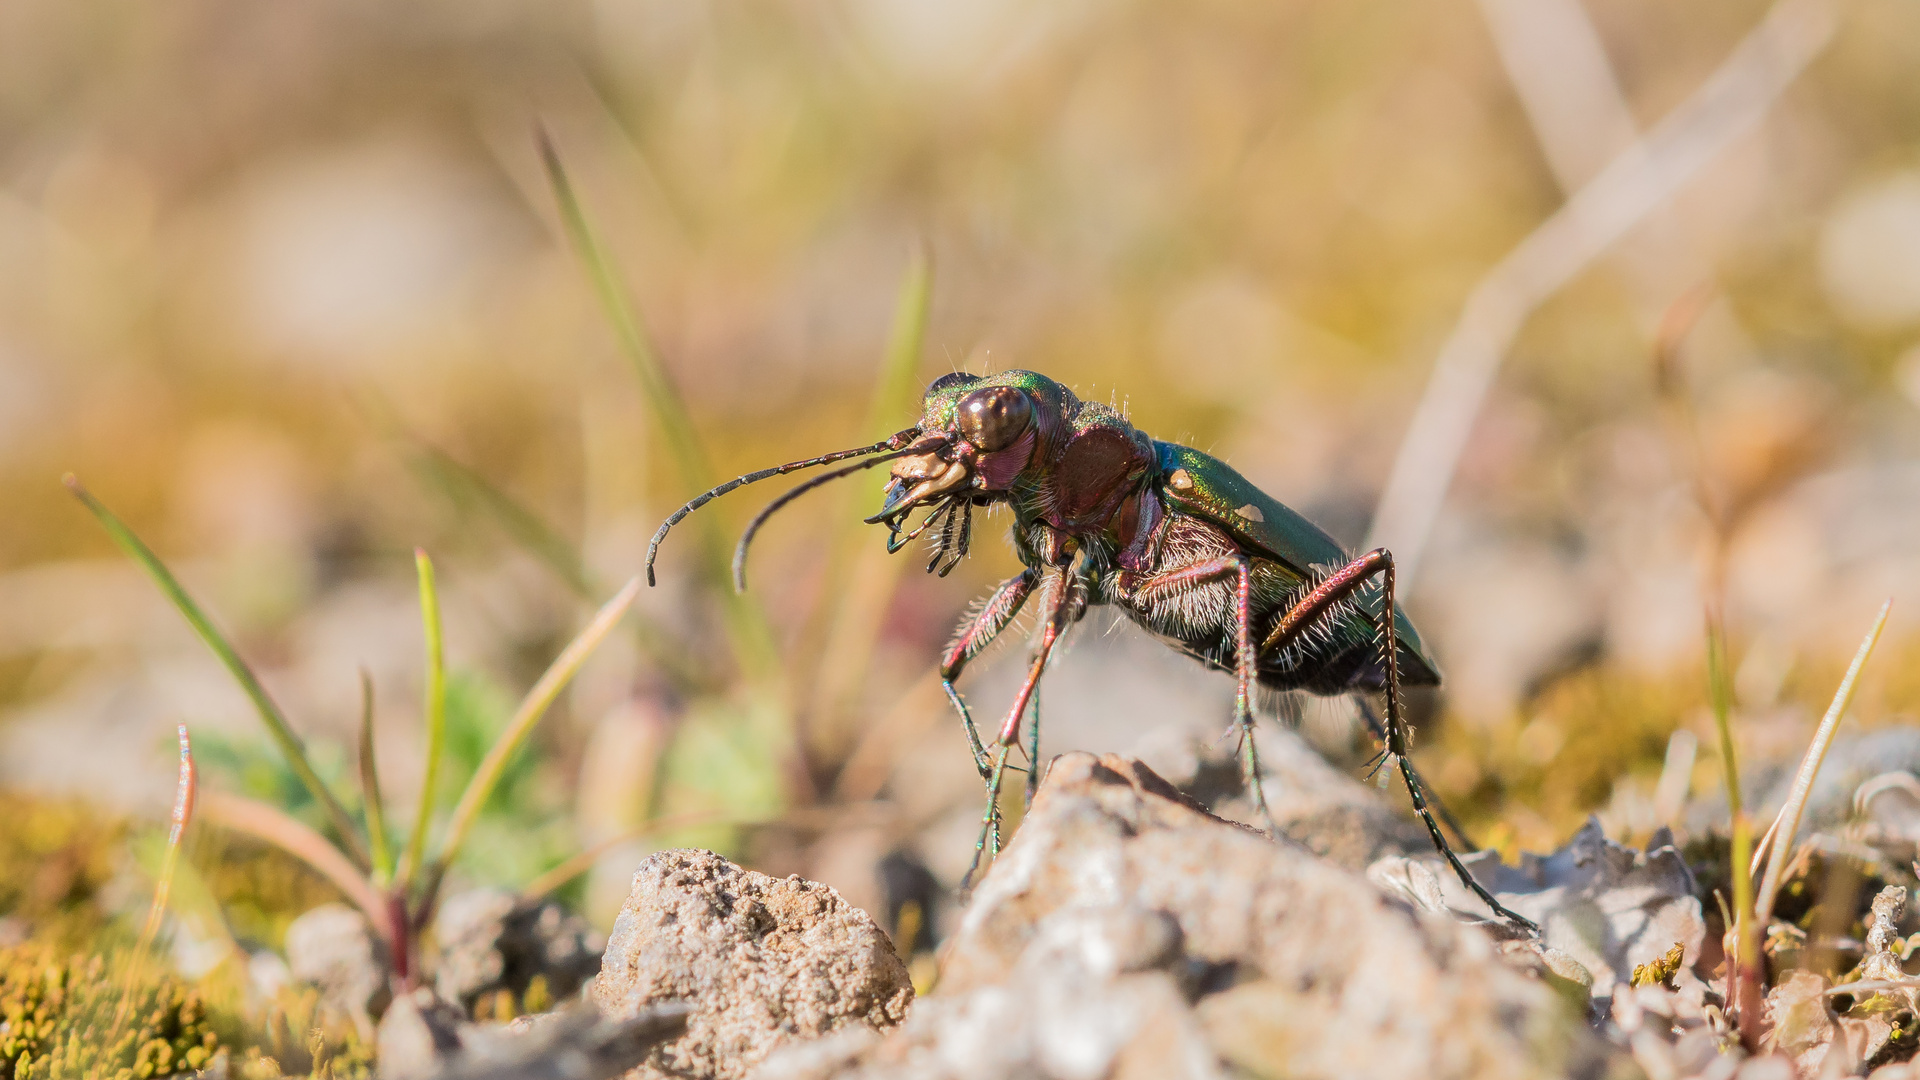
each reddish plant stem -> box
[388,891,413,988]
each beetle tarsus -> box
[1024,683,1042,804]
[963,744,1011,893]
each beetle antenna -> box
[731,441,943,592]
[646,429,917,586]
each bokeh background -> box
[4,0,1920,962]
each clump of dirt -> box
[592,848,914,1080]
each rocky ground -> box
[235,727,1920,1080]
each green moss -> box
[0,947,219,1080]
[1631,943,1685,988]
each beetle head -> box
[867,371,1065,527]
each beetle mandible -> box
[645,369,1535,931]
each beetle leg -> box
[1020,570,1094,803]
[1354,696,1478,851]
[993,567,1075,748]
[965,565,1076,889]
[964,742,1012,895]
[1124,555,1271,835]
[942,569,1038,776]
[1263,549,1539,934]
[1024,681,1043,804]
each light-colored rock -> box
[434,888,604,1012]
[378,987,471,1080]
[284,901,390,1038]
[376,996,693,1080]
[1373,818,1705,1002]
[758,753,1624,1080]
[591,849,915,1080]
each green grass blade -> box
[1755,598,1892,926]
[1707,608,1761,1046]
[540,130,712,501]
[66,474,371,872]
[1706,610,1741,817]
[357,670,393,885]
[418,576,641,918]
[537,131,781,689]
[398,549,448,897]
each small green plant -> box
[66,476,637,985]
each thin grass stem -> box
[397,550,447,897]
[539,131,711,506]
[806,246,934,731]
[537,131,781,690]
[1707,609,1762,1048]
[66,475,370,872]
[418,576,641,919]
[872,243,932,438]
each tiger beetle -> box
[646,370,1536,932]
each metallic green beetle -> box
[647,369,1533,931]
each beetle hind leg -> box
[1355,696,1478,850]
[1262,548,1538,934]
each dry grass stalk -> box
[1366,0,1838,587]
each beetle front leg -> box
[1263,549,1539,934]
[1123,555,1269,834]
[965,565,1077,889]
[941,569,1038,777]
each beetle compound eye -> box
[957,387,1033,452]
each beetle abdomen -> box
[1109,510,1441,696]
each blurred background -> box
[3,0,1919,967]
